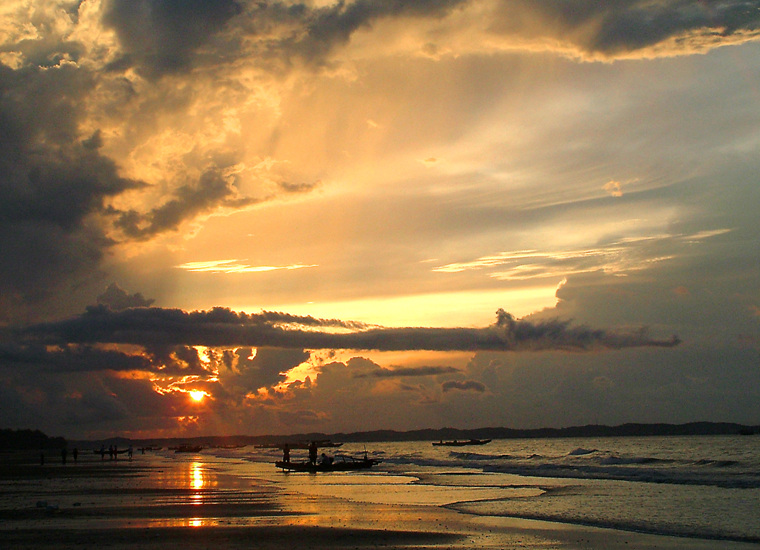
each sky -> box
[1,0,759,440]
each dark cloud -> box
[354,365,460,378]
[142,344,216,377]
[100,0,468,76]
[115,168,257,240]
[25,306,680,352]
[257,310,369,330]
[231,347,309,390]
[0,62,142,319]
[102,0,243,78]
[97,283,155,311]
[99,0,760,78]
[2,0,757,324]
[0,342,151,373]
[288,0,466,64]
[442,379,487,393]
[494,0,760,57]
[586,0,760,54]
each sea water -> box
[221,434,760,543]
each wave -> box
[567,447,596,456]
[446,504,760,545]
[427,446,760,489]
[599,455,666,465]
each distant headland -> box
[3,422,756,450]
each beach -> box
[1,445,758,549]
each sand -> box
[1,450,756,550]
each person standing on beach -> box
[73,448,78,463]
[283,444,290,463]
[308,441,317,464]
[61,447,67,465]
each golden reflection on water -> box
[191,462,205,490]
[190,461,205,505]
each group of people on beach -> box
[97,444,133,460]
[40,446,78,465]
[282,441,333,465]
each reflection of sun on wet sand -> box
[0,451,467,549]
[1,451,753,550]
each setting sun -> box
[189,391,205,402]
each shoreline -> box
[2,452,758,549]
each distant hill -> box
[68,421,758,448]
[328,422,759,442]
[0,428,67,450]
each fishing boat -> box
[172,444,203,453]
[432,438,492,447]
[275,453,380,473]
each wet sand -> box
[1,450,756,549]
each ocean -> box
[217,434,760,544]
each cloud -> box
[354,365,461,378]
[0,342,152,373]
[0,61,143,317]
[97,283,155,310]
[442,379,487,393]
[25,306,679,352]
[1,0,757,326]
[603,180,623,197]
[482,0,760,60]
[229,346,309,391]
[176,259,317,274]
[432,229,730,281]
[95,0,760,84]
[115,167,257,240]
[101,0,243,78]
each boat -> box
[275,454,380,473]
[432,438,492,447]
[93,448,130,455]
[172,445,203,453]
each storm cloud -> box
[0,0,757,439]
[98,0,760,73]
[2,0,759,322]
[25,306,679,352]
[0,59,140,318]
[101,0,243,78]
[442,379,487,393]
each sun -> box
[189,390,205,402]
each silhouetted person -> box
[40,451,44,466]
[61,447,67,465]
[72,448,78,463]
[308,441,317,465]
[99,445,105,460]
[283,444,290,463]
[128,445,133,460]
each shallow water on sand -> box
[235,435,760,543]
[3,434,759,547]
